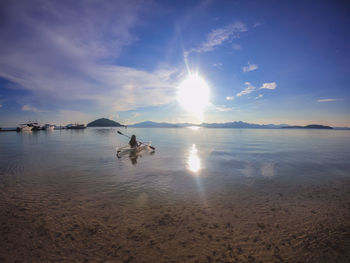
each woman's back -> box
[129,135,138,148]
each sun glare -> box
[177,74,210,118]
[187,144,201,173]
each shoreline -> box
[1,173,349,262]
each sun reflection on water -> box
[187,144,201,173]
[187,126,201,130]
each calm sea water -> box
[1,128,350,201]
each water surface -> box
[1,128,349,262]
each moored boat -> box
[42,124,55,131]
[19,122,40,131]
[66,124,86,129]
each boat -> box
[116,143,154,158]
[19,122,40,131]
[66,124,86,129]
[42,124,55,131]
[55,126,67,130]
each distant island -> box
[129,121,288,129]
[201,121,287,129]
[282,124,333,129]
[128,121,341,129]
[129,121,192,128]
[87,118,124,127]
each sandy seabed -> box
[1,172,350,263]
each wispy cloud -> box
[255,94,263,99]
[242,62,258,72]
[253,22,263,28]
[215,105,234,112]
[0,0,180,116]
[22,105,46,113]
[185,22,247,59]
[317,98,341,102]
[226,96,234,101]
[213,62,223,69]
[236,82,256,97]
[0,104,2,108]
[232,43,241,50]
[260,82,277,90]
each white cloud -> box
[236,82,256,97]
[255,94,263,99]
[242,62,258,72]
[317,98,341,102]
[226,96,234,100]
[22,105,46,113]
[213,62,223,69]
[215,105,234,112]
[0,0,180,115]
[253,22,263,28]
[185,22,247,58]
[260,82,277,90]
[232,43,241,50]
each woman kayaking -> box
[129,134,139,148]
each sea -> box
[1,127,349,199]
[1,127,350,262]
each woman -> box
[129,134,138,148]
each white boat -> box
[20,125,33,132]
[43,124,55,131]
[116,143,153,158]
[19,122,40,131]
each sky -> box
[0,0,349,127]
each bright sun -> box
[177,74,210,117]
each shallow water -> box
[1,128,350,262]
[1,128,349,195]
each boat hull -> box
[116,143,153,158]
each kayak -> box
[116,143,153,158]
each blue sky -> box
[0,0,349,127]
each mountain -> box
[128,121,338,129]
[282,124,333,129]
[128,121,180,128]
[201,121,285,129]
[87,118,124,127]
[129,121,287,129]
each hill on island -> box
[128,121,336,129]
[129,121,287,128]
[282,124,333,129]
[87,118,124,127]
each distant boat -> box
[20,125,33,132]
[42,124,55,131]
[55,126,67,130]
[66,124,86,129]
[19,122,41,131]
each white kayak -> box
[116,143,154,158]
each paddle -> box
[117,131,155,150]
